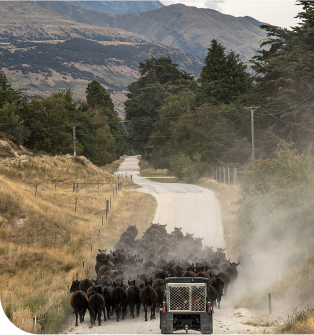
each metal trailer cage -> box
[160,278,213,334]
[167,282,207,313]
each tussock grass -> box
[140,168,170,177]
[0,154,156,333]
[278,306,314,334]
[101,155,127,175]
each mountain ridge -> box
[38,1,267,62]
[68,0,164,14]
[0,1,202,114]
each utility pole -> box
[68,113,80,157]
[244,106,260,159]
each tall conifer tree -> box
[196,39,252,106]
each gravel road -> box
[61,156,275,334]
[116,156,225,249]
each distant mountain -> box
[38,2,267,63]
[68,1,164,14]
[0,1,202,115]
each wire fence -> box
[31,174,135,331]
[211,165,247,186]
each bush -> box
[169,153,207,182]
[236,144,314,248]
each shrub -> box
[169,153,207,182]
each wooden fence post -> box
[223,167,226,184]
[268,293,272,314]
[233,167,238,185]
[228,167,230,184]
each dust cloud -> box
[231,194,314,317]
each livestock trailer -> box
[160,277,213,334]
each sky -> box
[160,0,302,29]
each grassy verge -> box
[101,155,127,174]
[277,305,314,333]
[0,155,156,333]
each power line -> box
[253,91,314,116]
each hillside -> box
[0,150,157,333]
[67,0,164,13]
[39,1,267,62]
[0,1,202,114]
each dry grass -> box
[101,155,126,175]
[0,155,156,333]
[277,306,314,334]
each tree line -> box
[2,1,314,173]
[0,77,126,165]
[125,0,314,180]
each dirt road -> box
[116,156,225,249]
[61,156,275,334]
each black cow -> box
[70,291,89,326]
[101,284,113,320]
[139,279,158,321]
[209,274,224,309]
[79,279,95,293]
[126,280,141,318]
[88,293,105,326]
[70,280,80,292]
[111,282,128,322]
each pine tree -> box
[195,39,252,106]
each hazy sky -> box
[160,0,302,29]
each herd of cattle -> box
[69,223,251,327]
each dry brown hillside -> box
[0,146,157,333]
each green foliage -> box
[167,103,235,164]
[25,95,72,155]
[196,39,252,106]
[150,91,195,168]
[125,56,196,157]
[169,153,207,182]
[249,1,314,155]
[0,102,29,146]
[86,80,115,111]
[86,80,126,158]
[0,73,30,145]
[242,144,313,202]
